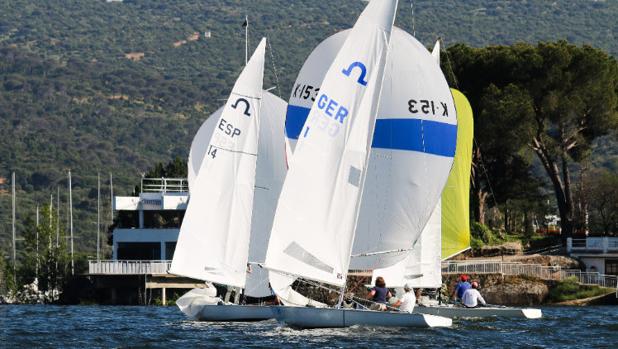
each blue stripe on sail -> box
[285,105,310,139]
[285,105,457,157]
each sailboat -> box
[170,38,287,321]
[263,0,452,328]
[372,45,541,319]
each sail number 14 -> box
[408,99,449,117]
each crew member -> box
[367,276,392,311]
[462,281,486,308]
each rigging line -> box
[443,37,460,90]
[351,247,412,258]
[266,38,282,99]
[473,138,499,208]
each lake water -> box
[1,305,617,348]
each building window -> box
[116,211,139,228]
[143,210,185,228]
[117,242,161,260]
[606,260,618,276]
[165,242,177,260]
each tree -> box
[447,41,618,237]
[16,204,70,297]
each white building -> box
[567,237,618,275]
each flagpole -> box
[245,15,248,65]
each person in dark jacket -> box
[367,276,392,311]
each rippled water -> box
[1,305,617,348]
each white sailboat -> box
[374,45,541,320]
[171,38,286,321]
[285,30,458,271]
[264,0,452,329]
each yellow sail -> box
[441,88,474,259]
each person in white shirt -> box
[394,283,416,313]
[462,281,486,308]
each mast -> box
[11,172,16,283]
[109,172,114,225]
[49,194,53,248]
[97,172,101,261]
[244,15,249,64]
[56,186,60,248]
[36,204,40,280]
[68,170,74,275]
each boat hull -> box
[414,305,542,319]
[272,306,452,329]
[192,304,275,322]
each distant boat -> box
[264,0,452,329]
[171,38,287,321]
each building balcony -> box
[567,237,618,255]
[89,260,171,275]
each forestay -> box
[285,28,457,270]
[169,39,267,288]
[264,0,398,287]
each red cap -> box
[460,275,469,281]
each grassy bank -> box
[548,277,614,303]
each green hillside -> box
[1,0,617,254]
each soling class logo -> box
[231,98,251,116]
[342,61,368,86]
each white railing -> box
[567,237,618,253]
[141,178,188,193]
[442,260,618,290]
[89,260,171,275]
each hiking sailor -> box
[461,281,486,308]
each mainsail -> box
[264,0,398,287]
[442,88,473,259]
[185,91,287,297]
[285,28,457,270]
[169,38,267,288]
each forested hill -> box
[0,0,617,253]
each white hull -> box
[185,304,275,322]
[272,306,452,329]
[176,289,274,321]
[195,304,275,322]
[414,305,542,319]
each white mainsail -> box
[264,0,398,287]
[285,29,457,270]
[186,91,287,297]
[170,38,267,288]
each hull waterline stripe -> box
[286,105,457,157]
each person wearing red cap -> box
[462,281,486,308]
[451,274,471,303]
